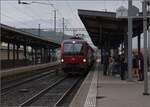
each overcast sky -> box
[1,0,142,28]
[1,0,146,48]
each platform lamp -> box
[18,0,29,4]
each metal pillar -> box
[49,48,51,62]
[40,48,43,63]
[52,49,54,61]
[143,0,149,95]
[35,48,37,64]
[13,43,15,60]
[7,43,10,60]
[43,48,46,63]
[24,45,27,59]
[101,48,103,64]
[127,0,133,81]
[31,47,34,63]
[138,34,141,55]
[124,32,128,60]
[45,48,48,62]
[148,2,150,73]
[99,24,102,63]
[16,44,20,60]
[44,48,48,63]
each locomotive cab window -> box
[63,42,84,55]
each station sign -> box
[116,6,128,18]
[116,5,139,18]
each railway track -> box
[1,69,55,94]
[1,64,59,86]
[18,76,81,107]
[1,69,65,106]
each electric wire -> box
[3,1,55,29]
[1,13,32,28]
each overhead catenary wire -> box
[47,0,63,18]
[1,13,33,28]
[3,1,60,29]
[65,0,79,28]
[12,3,51,26]
[48,0,78,30]
[47,0,75,34]
[22,4,53,24]
[6,3,47,29]
[64,0,87,34]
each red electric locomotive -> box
[60,37,94,75]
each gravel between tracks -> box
[1,72,64,107]
[55,77,85,107]
[27,77,80,107]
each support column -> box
[49,48,51,62]
[99,24,103,64]
[13,43,15,60]
[31,47,34,64]
[46,48,48,62]
[43,48,46,63]
[7,43,10,60]
[24,45,27,59]
[35,47,37,64]
[40,48,43,63]
[52,49,54,61]
[127,0,133,81]
[143,0,149,95]
[138,34,141,55]
[101,48,103,64]
[124,29,128,62]
[16,44,20,60]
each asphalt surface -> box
[97,71,150,107]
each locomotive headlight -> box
[72,41,75,44]
[83,58,86,62]
[61,59,64,62]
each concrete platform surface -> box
[1,61,59,78]
[97,72,150,107]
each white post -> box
[127,0,133,81]
[148,2,150,73]
[143,0,149,95]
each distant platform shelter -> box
[78,9,143,50]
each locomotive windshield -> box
[63,43,84,55]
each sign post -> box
[116,2,139,81]
[143,0,149,96]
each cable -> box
[65,0,88,35]
[17,2,51,23]
[11,4,36,21]
[47,0,63,18]
[65,0,79,28]
[1,13,32,28]
[5,2,54,29]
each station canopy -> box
[1,24,60,48]
[78,9,143,49]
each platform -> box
[97,70,150,107]
[0,61,60,78]
[70,63,150,107]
